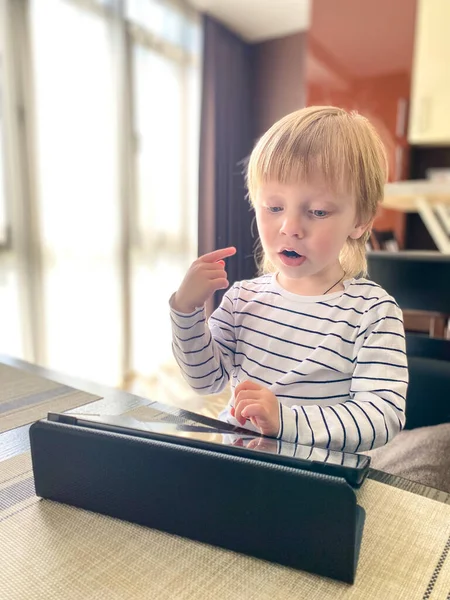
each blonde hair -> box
[246,106,388,278]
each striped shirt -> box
[170,273,408,452]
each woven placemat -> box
[0,452,32,485]
[0,364,101,433]
[0,453,449,600]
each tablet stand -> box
[30,419,366,583]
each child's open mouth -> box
[279,249,306,267]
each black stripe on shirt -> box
[343,292,383,301]
[177,363,221,381]
[319,406,331,449]
[317,301,365,315]
[351,281,382,289]
[236,363,273,386]
[234,299,360,330]
[300,406,315,446]
[171,315,205,330]
[234,310,357,345]
[356,317,404,339]
[360,344,407,356]
[369,298,400,312]
[171,348,215,369]
[342,403,362,452]
[347,400,376,451]
[277,392,349,400]
[276,376,352,386]
[356,360,407,369]
[171,306,204,319]
[212,306,233,318]
[368,401,389,444]
[175,338,213,355]
[278,403,284,440]
[234,323,354,364]
[215,337,235,356]
[352,390,405,412]
[353,375,408,384]
[293,408,299,444]
[233,335,353,372]
[234,350,286,375]
[214,325,235,341]
[329,405,347,451]
[220,360,231,380]
[365,388,406,401]
[174,331,205,344]
[209,315,234,331]
[223,295,233,308]
[239,285,282,297]
[189,372,226,391]
[382,398,406,413]
[371,330,405,338]
[306,358,340,373]
[235,337,304,365]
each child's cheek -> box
[316,228,339,256]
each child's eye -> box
[310,209,329,218]
[266,206,283,213]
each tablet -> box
[47,412,371,487]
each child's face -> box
[255,180,367,286]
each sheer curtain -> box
[0,8,24,359]
[129,8,201,378]
[15,0,202,386]
[0,109,22,356]
[0,104,6,245]
[30,0,122,384]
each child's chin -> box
[278,258,310,275]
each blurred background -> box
[0,0,449,397]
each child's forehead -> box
[256,178,354,202]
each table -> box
[1,355,449,599]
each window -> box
[15,0,203,385]
[0,62,7,247]
[30,0,122,383]
[0,49,23,357]
[128,0,201,378]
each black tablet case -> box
[29,420,366,583]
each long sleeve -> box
[278,298,408,452]
[170,289,236,394]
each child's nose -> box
[280,216,305,238]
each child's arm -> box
[170,247,237,395]
[284,299,407,452]
[235,298,408,452]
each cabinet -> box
[409,0,450,145]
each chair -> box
[367,251,450,429]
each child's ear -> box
[349,220,373,240]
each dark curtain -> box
[198,15,257,310]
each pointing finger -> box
[200,247,237,263]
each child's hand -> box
[246,437,278,453]
[172,247,236,313]
[232,380,280,437]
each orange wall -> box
[305,0,417,247]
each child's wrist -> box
[170,292,197,314]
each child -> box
[170,106,408,453]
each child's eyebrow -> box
[261,194,285,202]
[308,197,339,207]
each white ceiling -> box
[190,0,311,42]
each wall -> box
[251,32,307,139]
[305,0,417,247]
